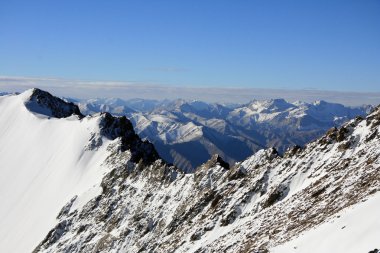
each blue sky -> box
[0,0,379,91]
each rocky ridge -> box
[25,88,84,118]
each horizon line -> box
[1,75,380,106]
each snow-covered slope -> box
[34,97,380,252]
[0,89,162,253]
[272,192,380,253]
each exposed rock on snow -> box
[98,112,159,164]
[24,88,83,118]
[0,89,161,253]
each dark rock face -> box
[203,154,230,170]
[283,145,302,158]
[25,88,83,118]
[99,112,160,165]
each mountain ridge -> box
[0,89,170,253]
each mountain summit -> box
[24,88,83,118]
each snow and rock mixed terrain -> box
[78,97,371,172]
[0,89,379,253]
[0,89,160,253]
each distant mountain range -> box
[77,97,372,172]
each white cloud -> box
[1,75,379,106]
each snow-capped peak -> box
[22,88,83,118]
[247,98,295,113]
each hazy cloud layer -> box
[1,76,379,106]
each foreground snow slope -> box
[0,90,111,252]
[272,192,380,253]
[0,89,161,253]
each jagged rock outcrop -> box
[98,112,160,164]
[24,88,84,118]
[34,104,380,252]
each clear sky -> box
[0,0,379,91]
